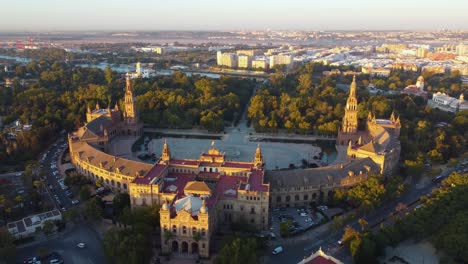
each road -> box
[14,136,108,264]
[41,137,73,210]
[267,169,451,264]
[16,224,107,264]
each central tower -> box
[124,74,139,124]
[337,76,360,145]
[342,75,358,133]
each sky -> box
[1,0,467,31]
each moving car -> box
[272,246,283,255]
[76,242,86,248]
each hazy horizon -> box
[1,0,467,31]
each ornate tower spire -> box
[87,103,91,113]
[124,74,139,124]
[341,75,359,133]
[161,139,171,162]
[349,75,357,98]
[390,111,396,122]
[254,144,263,167]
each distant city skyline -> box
[1,0,468,31]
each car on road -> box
[272,246,283,255]
[72,199,80,205]
[23,256,41,264]
[76,242,86,248]
[432,175,444,183]
[338,239,343,246]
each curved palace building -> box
[68,75,400,257]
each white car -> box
[272,246,283,255]
[76,242,86,248]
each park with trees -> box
[340,172,468,263]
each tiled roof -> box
[85,115,113,135]
[184,181,212,195]
[222,162,254,169]
[266,158,380,188]
[247,170,269,192]
[162,173,197,198]
[169,159,201,166]
[132,163,168,184]
[72,141,153,178]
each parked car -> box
[272,246,283,255]
[72,200,80,205]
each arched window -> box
[182,226,187,234]
[286,196,291,202]
[172,225,177,234]
[304,194,309,201]
[312,193,317,199]
[192,227,197,234]
[201,228,206,236]
[276,196,281,202]
[295,195,299,201]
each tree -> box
[347,175,386,213]
[102,227,153,264]
[358,218,368,231]
[84,197,103,221]
[280,220,293,237]
[214,237,258,264]
[79,185,91,201]
[104,67,113,87]
[0,228,16,263]
[63,207,79,223]
[42,220,55,235]
[163,230,173,245]
[113,192,130,218]
[342,225,360,246]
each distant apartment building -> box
[436,44,456,53]
[252,59,269,70]
[140,46,165,54]
[428,92,467,113]
[379,44,408,53]
[375,46,389,53]
[422,65,447,74]
[416,47,429,58]
[236,50,263,56]
[456,43,467,56]
[269,54,294,68]
[361,67,391,77]
[427,52,457,60]
[238,55,252,69]
[391,63,418,72]
[216,51,238,68]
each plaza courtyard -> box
[146,124,325,170]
